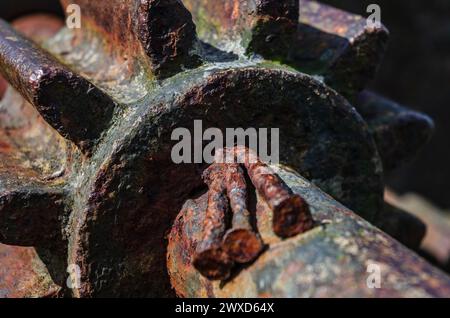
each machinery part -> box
[222,162,263,264]
[0,245,60,298]
[194,146,314,280]
[0,0,62,99]
[296,0,389,98]
[167,165,450,298]
[184,0,430,173]
[0,13,64,99]
[374,203,427,251]
[356,90,435,172]
[59,0,202,80]
[227,146,314,238]
[0,0,62,22]
[0,0,440,297]
[184,0,299,60]
[0,20,116,153]
[185,0,389,99]
[322,0,450,212]
[193,164,234,281]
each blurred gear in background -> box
[322,0,450,274]
[322,0,450,210]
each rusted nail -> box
[222,163,264,264]
[234,147,314,238]
[193,164,233,280]
[0,19,116,153]
[0,184,65,247]
[295,0,389,97]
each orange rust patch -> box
[0,244,59,298]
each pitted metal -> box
[0,0,443,298]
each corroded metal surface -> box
[167,165,450,298]
[0,244,60,298]
[0,0,443,298]
[295,0,389,98]
[184,0,298,58]
[0,20,116,153]
[0,60,384,297]
[59,0,201,80]
[63,66,382,297]
[0,85,72,295]
[223,162,264,264]
[0,13,63,100]
[374,203,426,251]
[193,147,314,281]
[355,90,435,172]
[0,13,70,297]
[186,0,389,99]
[234,147,314,238]
[193,164,234,281]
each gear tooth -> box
[0,91,69,248]
[295,0,389,97]
[356,91,435,172]
[184,0,298,56]
[0,19,116,154]
[0,182,66,247]
[60,0,202,79]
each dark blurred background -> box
[321,0,450,210]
